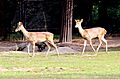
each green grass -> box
[0,51,120,79]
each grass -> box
[0,51,120,79]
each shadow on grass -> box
[0,72,120,79]
[109,46,120,51]
[41,73,120,79]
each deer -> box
[15,22,59,57]
[75,19,108,55]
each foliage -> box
[0,0,120,40]
[0,51,120,79]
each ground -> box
[0,37,120,74]
[0,37,120,53]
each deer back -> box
[85,27,107,39]
[27,32,54,43]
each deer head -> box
[15,22,23,32]
[75,19,83,28]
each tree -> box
[59,0,73,42]
[0,0,17,40]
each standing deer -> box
[75,19,108,55]
[15,22,59,57]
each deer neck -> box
[78,26,85,36]
[20,25,29,37]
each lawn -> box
[0,51,120,79]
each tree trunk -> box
[59,0,73,43]
[98,0,108,24]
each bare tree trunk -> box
[59,0,73,43]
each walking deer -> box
[15,22,59,57]
[75,19,108,55]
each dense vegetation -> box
[0,0,120,40]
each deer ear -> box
[75,19,77,22]
[19,22,23,25]
[75,19,80,22]
[81,19,83,22]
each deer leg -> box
[50,41,59,56]
[101,37,108,52]
[89,40,96,52]
[32,43,35,57]
[45,42,51,57]
[82,40,87,55]
[27,43,31,56]
[96,38,102,52]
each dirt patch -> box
[0,37,120,53]
[0,67,33,72]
